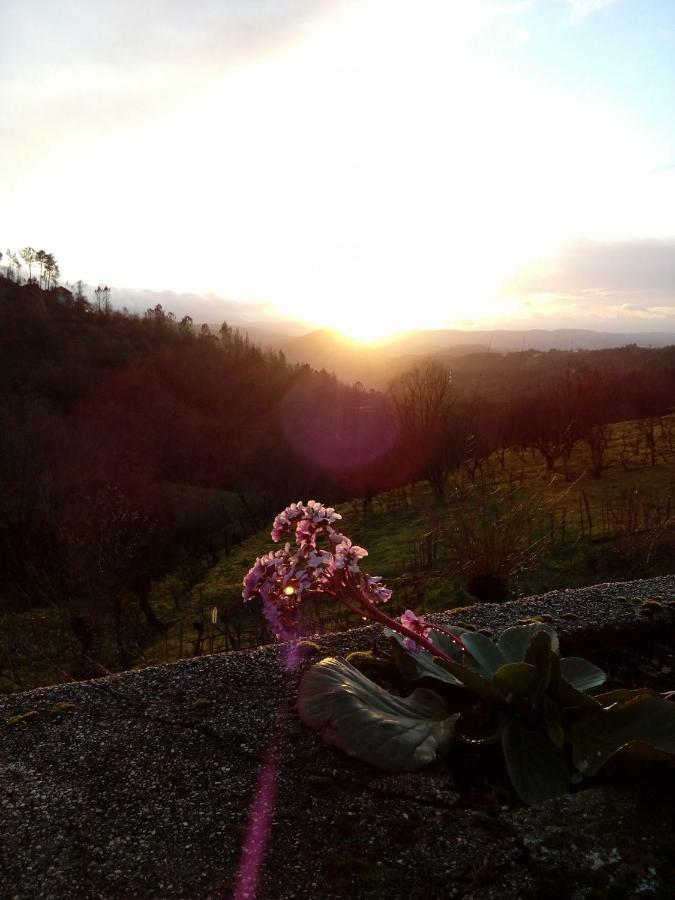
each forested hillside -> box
[2,271,675,689]
[0,275,396,681]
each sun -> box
[328,316,401,344]
[277,269,516,342]
[299,298,432,343]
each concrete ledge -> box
[1,576,674,899]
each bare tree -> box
[35,250,47,287]
[20,247,37,283]
[8,251,22,283]
[507,383,576,474]
[94,285,111,312]
[389,361,456,495]
[74,280,88,304]
[584,423,613,478]
[44,253,58,289]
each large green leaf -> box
[427,626,470,660]
[560,657,607,693]
[502,720,570,806]
[498,623,559,662]
[557,677,603,712]
[493,662,539,700]
[461,631,507,677]
[385,627,503,702]
[435,657,505,704]
[569,695,675,777]
[525,632,556,704]
[298,657,457,772]
[385,629,466,687]
[383,626,468,659]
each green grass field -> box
[143,415,675,666]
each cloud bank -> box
[506,238,675,328]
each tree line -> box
[2,247,60,290]
[387,348,675,495]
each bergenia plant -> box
[242,499,464,658]
[244,502,675,806]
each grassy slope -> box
[145,415,675,664]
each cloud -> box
[503,239,675,329]
[0,1,352,178]
[100,286,272,325]
[566,0,621,18]
[510,239,675,296]
[0,1,349,73]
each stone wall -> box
[1,576,674,899]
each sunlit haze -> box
[2,0,674,339]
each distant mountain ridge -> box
[275,327,675,387]
[377,328,675,354]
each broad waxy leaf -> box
[525,629,553,665]
[435,657,505,704]
[569,695,675,777]
[560,657,607,694]
[557,677,603,712]
[385,626,467,658]
[498,623,559,662]
[386,627,506,703]
[385,628,466,687]
[298,657,457,772]
[461,631,508,677]
[525,632,555,704]
[502,720,570,806]
[427,627,470,661]
[493,662,539,699]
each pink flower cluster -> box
[400,609,433,652]
[243,500,392,640]
[243,501,466,661]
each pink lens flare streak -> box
[233,744,279,900]
[233,641,305,899]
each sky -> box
[1,0,674,339]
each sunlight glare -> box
[7,0,668,336]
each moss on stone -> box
[49,701,77,716]
[345,651,395,679]
[191,697,212,711]
[453,621,477,631]
[640,600,664,617]
[6,710,40,726]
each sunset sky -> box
[2,0,674,339]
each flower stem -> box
[337,575,461,663]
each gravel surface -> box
[0,576,674,899]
